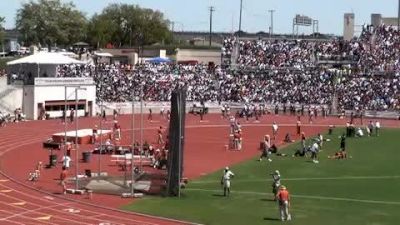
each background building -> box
[343,13,355,41]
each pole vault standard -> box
[131,89,135,196]
[98,102,103,178]
[140,86,144,172]
[74,87,86,190]
[64,86,87,191]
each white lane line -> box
[0,183,160,225]
[0,201,72,221]
[185,188,400,206]
[0,209,57,225]
[190,175,400,184]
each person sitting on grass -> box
[355,127,364,137]
[293,133,307,157]
[284,133,294,143]
[328,150,347,159]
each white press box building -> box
[4,52,96,120]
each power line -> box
[209,6,215,47]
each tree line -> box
[13,0,172,49]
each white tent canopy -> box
[7,52,85,65]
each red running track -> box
[0,113,398,224]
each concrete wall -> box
[371,14,399,27]
[0,76,23,114]
[343,13,355,41]
[99,49,166,65]
[176,49,221,65]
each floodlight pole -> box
[209,6,215,46]
[238,0,243,36]
[398,0,400,29]
[268,10,275,36]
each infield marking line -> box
[185,188,400,206]
[190,175,400,184]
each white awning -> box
[7,52,85,65]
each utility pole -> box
[239,0,243,36]
[171,21,175,43]
[268,10,275,36]
[209,6,215,47]
[398,0,400,30]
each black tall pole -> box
[239,0,243,36]
[209,7,215,46]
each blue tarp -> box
[146,57,172,63]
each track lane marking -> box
[0,209,57,225]
[0,183,151,225]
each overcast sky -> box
[0,0,398,35]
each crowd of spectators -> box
[222,24,400,72]
[357,25,400,72]
[336,73,400,111]
[52,24,400,112]
[235,39,315,69]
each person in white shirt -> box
[310,142,319,164]
[272,122,279,140]
[160,107,165,119]
[221,167,235,197]
[61,155,71,170]
[259,135,272,162]
[356,128,364,137]
[318,133,324,149]
[375,121,381,136]
[271,170,281,199]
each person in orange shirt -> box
[113,121,121,140]
[234,130,242,150]
[276,185,292,221]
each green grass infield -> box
[122,128,400,225]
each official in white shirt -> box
[221,167,235,197]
